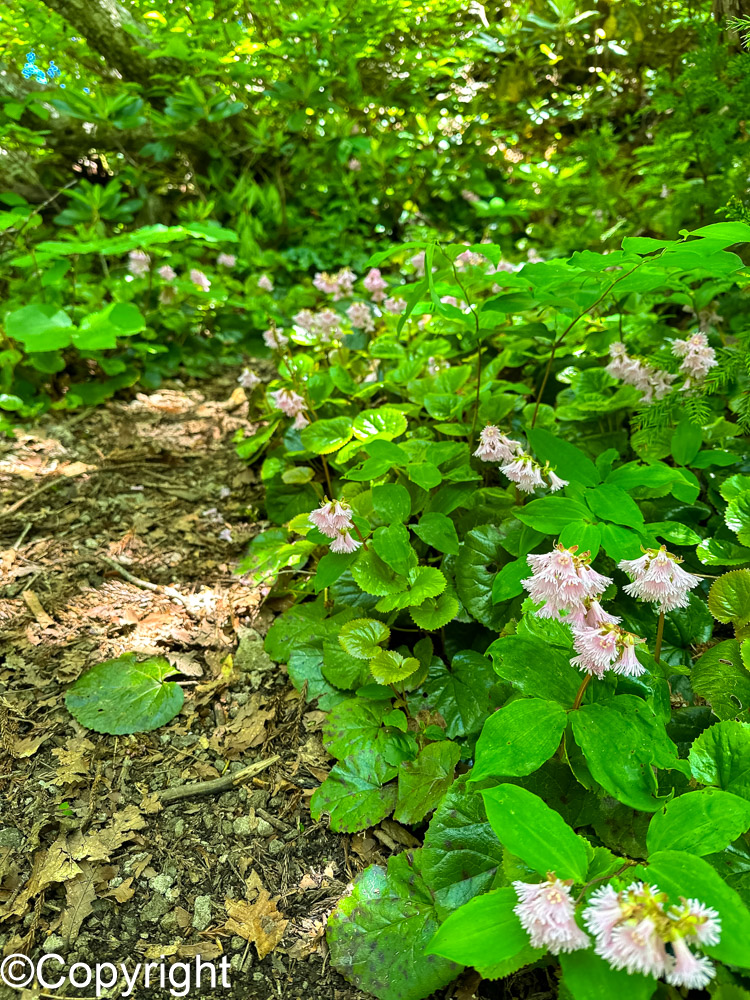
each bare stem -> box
[572,674,592,711]
[654,610,665,664]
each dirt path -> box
[0,376,382,999]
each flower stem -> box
[654,610,665,664]
[321,455,333,498]
[572,674,591,711]
[352,521,369,551]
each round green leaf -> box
[709,570,750,625]
[281,466,315,484]
[299,416,353,454]
[352,407,407,441]
[370,649,420,684]
[470,698,568,782]
[410,592,459,630]
[65,653,184,735]
[339,618,391,659]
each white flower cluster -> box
[671,331,717,389]
[473,426,568,494]
[308,499,361,553]
[605,343,675,404]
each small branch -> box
[158,755,280,804]
[99,555,197,618]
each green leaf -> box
[351,548,407,596]
[671,415,703,466]
[646,788,750,856]
[73,302,146,350]
[352,407,407,441]
[558,521,602,558]
[5,304,73,351]
[645,521,701,546]
[372,483,411,523]
[697,538,750,567]
[709,570,750,625]
[288,645,347,709]
[571,695,686,811]
[394,741,462,824]
[516,497,592,534]
[339,618,391,659]
[322,699,390,759]
[375,566,446,612]
[526,429,600,486]
[647,850,750,968]
[373,522,413,576]
[327,851,461,1000]
[560,950,657,1000]
[370,649,421,684]
[689,720,750,798]
[65,653,183,735]
[422,778,505,919]
[491,557,529,602]
[584,483,644,529]
[426,887,544,974]
[470,698,568,782]
[313,550,356,591]
[299,416,354,455]
[321,639,370,689]
[599,522,644,561]
[310,749,397,832]
[481,784,589,882]
[413,512,460,555]
[410,592,460,630]
[488,635,581,705]
[264,601,327,661]
[455,524,512,629]
[727,495,750,547]
[407,461,443,490]
[410,652,496,739]
[691,640,750,721]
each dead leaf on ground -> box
[224,880,288,960]
[67,805,146,862]
[1,838,81,921]
[61,861,97,944]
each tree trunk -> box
[37,0,169,86]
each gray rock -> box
[160,910,181,935]
[256,818,274,837]
[235,629,275,674]
[174,819,185,837]
[43,934,66,954]
[142,895,172,923]
[233,816,256,837]
[268,839,284,856]
[192,895,212,931]
[0,828,23,848]
[149,873,173,895]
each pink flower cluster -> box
[257,274,274,292]
[473,427,569,494]
[514,878,590,954]
[293,308,342,341]
[522,544,612,621]
[672,332,717,389]
[313,267,356,300]
[409,251,426,276]
[619,546,701,613]
[190,268,211,292]
[238,367,261,391]
[158,264,176,281]
[308,499,361,554]
[270,388,308,429]
[263,327,289,349]
[363,268,388,302]
[217,252,236,268]
[128,250,150,277]
[571,622,645,678]
[605,343,675,404]
[346,301,375,332]
[455,249,486,269]
[384,296,407,315]
[583,882,720,989]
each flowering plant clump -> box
[522,544,612,621]
[619,546,701,612]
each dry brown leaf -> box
[52,738,96,784]
[22,591,54,627]
[139,942,223,961]
[280,916,327,960]
[208,694,273,757]
[61,862,96,944]
[102,876,136,904]
[9,730,53,759]
[1,837,81,921]
[224,890,288,960]
[67,805,146,862]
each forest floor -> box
[0,374,550,1000]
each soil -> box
[0,375,554,1000]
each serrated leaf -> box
[339,618,391,659]
[691,640,750,721]
[709,571,750,626]
[322,699,390,759]
[65,653,183,735]
[394,741,461,824]
[375,566,446,612]
[352,407,407,441]
[409,652,496,739]
[689,720,750,798]
[299,416,353,454]
[455,524,511,628]
[351,548,408,595]
[310,749,397,832]
[410,592,459,630]
[369,649,420,684]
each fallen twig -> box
[99,555,197,617]
[158,755,280,804]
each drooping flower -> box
[571,623,646,678]
[217,252,236,268]
[270,388,306,420]
[293,309,316,332]
[522,544,612,622]
[309,499,353,537]
[363,268,388,302]
[257,274,274,292]
[618,546,701,613]
[383,296,407,315]
[313,272,339,295]
[545,468,569,492]
[604,343,675,404]
[262,327,289,349]
[347,301,375,332]
[409,251,426,276]
[500,453,545,493]
[455,249,486,269]
[238,368,261,391]
[513,877,590,955]
[330,528,362,554]
[583,882,720,990]
[128,250,150,277]
[190,268,211,292]
[461,189,480,204]
[347,157,361,172]
[158,264,176,281]
[311,308,343,340]
[473,425,523,463]
[159,286,177,305]
[671,332,717,389]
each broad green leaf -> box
[646,788,750,856]
[352,407,407,441]
[321,638,371,689]
[313,550,356,591]
[409,652,496,739]
[689,720,750,798]
[526,428,600,486]
[327,851,461,1000]
[339,618,391,659]
[491,557,529,602]
[351,548,407,595]
[571,695,686,811]
[422,777,505,919]
[281,466,315,484]
[481,784,589,882]
[455,524,512,629]
[322,699,390,759]
[726,495,750,547]
[648,850,750,969]
[413,511,460,555]
[709,570,750,625]
[558,521,602,558]
[65,653,183,735]
[691,640,750,721]
[373,522,413,576]
[6,304,73,351]
[299,416,354,455]
[645,521,701,546]
[585,483,644,528]
[372,483,411,522]
[73,302,145,350]
[426,887,544,974]
[310,749,397,831]
[488,635,581,706]
[375,565,446,612]
[394,741,461,824]
[516,496,592,534]
[560,950,657,1000]
[288,645,348,709]
[599,522,643,561]
[370,649,421,684]
[697,538,750,567]
[670,415,703,466]
[470,698,567,782]
[407,460,442,490]
[410,592,460,630]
